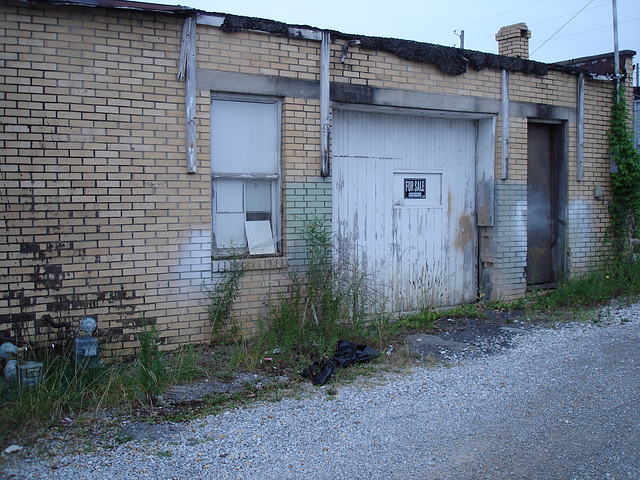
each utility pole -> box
[612,0,619,90]
[454,30,464,49]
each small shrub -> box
[207,255,245,341]
[134,321,166,400]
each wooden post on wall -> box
[320,32,331,177]
[185,16,197,173]
[577,73,584,181]
[501,69,509,180]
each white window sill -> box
[212,256,287,273]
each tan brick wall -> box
[0,2,211,356]
[334,42,503,98]
[0,1,627,355]
[510,70,577,106]
[281,98,321,182]
[198,31,320,81]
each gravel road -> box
[2,304,639,479]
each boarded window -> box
[211,95,281,256]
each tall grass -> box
[532,255,640,310]
[0,357,109,434]
[6,229,640,440]
[254,218,386,370]
[0,329,204,439]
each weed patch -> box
[207,255,245,341]
[6,221,640,446]
[530,257,640,311]
[250,218,383,372]
[0,328,205,441]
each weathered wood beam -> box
[501,69,509,180]
[577,73,584,181]
[320,32,331,177]
[185,16,197,173]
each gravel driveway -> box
[2,304,639,479]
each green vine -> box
[608,84,640,256]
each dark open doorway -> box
[527,121,567,287]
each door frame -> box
[331,104,496,309]
[526,119,567,288]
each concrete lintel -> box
[360,88,500,116]
[509,102,576,123]
[197,69,575,122]
[197,69,319,99]
[196,14,224,27]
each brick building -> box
[0,0,636,356]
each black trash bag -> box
[300,340,379,385]
[300,357,336,386]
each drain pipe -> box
[40,314,73,329]
[612,0,620,92]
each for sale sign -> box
[404,178,426,199]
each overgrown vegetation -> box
[206,255,245,341]
[257,218,379,369]
[529,257,640,311]
[4,220,640,444]
[203,219,640,377]
[0,327,204,439]
[608,84,640,256]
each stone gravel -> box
[2,303,639,479]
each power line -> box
[527,0,608,28]
[463,0,609,48]
[530,0,595,56]
[428,0,546,43]
[530,16,640,44]
[458,0,547,30]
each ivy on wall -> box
[608,85,640,256]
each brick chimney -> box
[495,23,531,59]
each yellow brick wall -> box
[1,2,212,356]
[569,74,616,272]
[0,1,629,355]
[281,98,321,182]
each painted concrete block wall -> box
[284,180,332,270]
[0,0,632,354]
[480,184,529,301]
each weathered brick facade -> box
[0,0,635,355]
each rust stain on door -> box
[455,214,474,250]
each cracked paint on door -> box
[333,109,478,311]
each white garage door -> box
[333,109,477,311]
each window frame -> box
[210,93,282,259]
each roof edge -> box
[13,0,629,79]
[15,0,199,15]
[557,49,636,66]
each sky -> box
[138,0,639,83]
